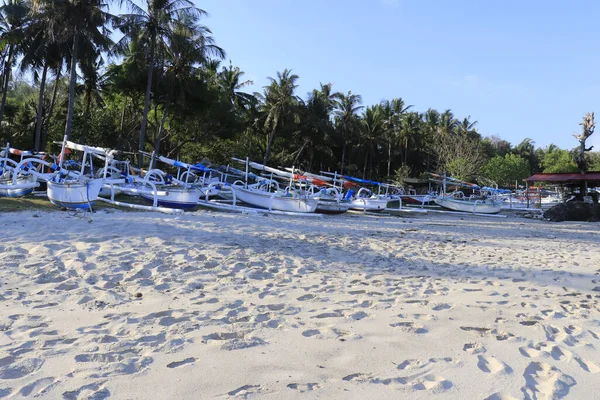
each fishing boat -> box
[230,158,318,213]
[312,187,351,214]
[432,175,503,214]
[0,145,42,197]
[118,152,202,209]
[45,138,119,210]
[434,194,502,214]
[399,188,436,206]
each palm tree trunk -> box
[363,152,368,179]
[64,34,79,141]
[263,126,276,165]
[139,35,156,166]
[81,92,92,145]
[341,141,346,174]
[0,45,14,132]
[42,68,61,151]
[292,139,309,166]
[387,141,392,176]
[153,106,168,155]
[34,63,49,151]
[118,99,127,150]
[404,136,409,167]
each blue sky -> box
[112,0,600,150]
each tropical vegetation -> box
[1,0,598,188]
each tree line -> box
[1,0,599,187]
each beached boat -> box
[0,145,43,197]
[312,187,350,214]
[139,185,201,209]
[434,195,502,214]
[231,184,318,213]
[47,178,105,209]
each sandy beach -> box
[0,210,599,399]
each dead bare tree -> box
[574,112,595,172]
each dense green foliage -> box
[0,0,598,187]
[483,154,530,187]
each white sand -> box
[0,209,599,399]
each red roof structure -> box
[526,172,600,184]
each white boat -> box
[349,196,389,211]
[434,196,502,214]
[139,185,201,209]
[231,185,318,213]
[0,174,38,197]
[348,188,388,211]
[47,178,104,209]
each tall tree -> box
[32,0,116,141]
[381,98,411,176]
[0,0,29,136]
[116,0,221,163]
[334,91,362,173]
[359,105,384,179]
[260,68,299,164]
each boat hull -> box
[349,198,388,211]
[434,197,502,214]
[140,187,200,209]
[47,179,104,210]
[316,199,350,214]
[231,186,318,213]
[400,195,435,205]
[0,176,36,197]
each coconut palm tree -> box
[260,68,300,164]
[31,0,116,141]
[0,0,30,134]
[457,115,479,139]
[19,9,67,150]
[77,55,109,144]
[116,0,223,163]
[218,62,255,109]
[358,105,385,179]
[334,91,362,173]
[381,97,412,175]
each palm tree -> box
[291,83,339,168]
[77,55,109,144]
[0,0,29,134]
[218,62,255,109]
[457,115,479,139]
[20,9,66,150]
[438,109,458,137]
[32,0,116,141]
[116,0,223,162]
[381,97,412,175]
[359,105,385,179]
[398,111,423,168]
[334,91,362,173]
[260,68,299,164]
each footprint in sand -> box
[477,355,512,375]
[18,377,57,397]
[227,384,262,398]
[167,357,196,369]
[342,373,373,382]
[287,382,320,392]
[0,357,44,380]
[463,343,486,355]
[574,357,600,373]
[484,392,520,400]
[521,362,576,400]
[297,294,316,301]
[413,374,452,391]
[62,382,110,400]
